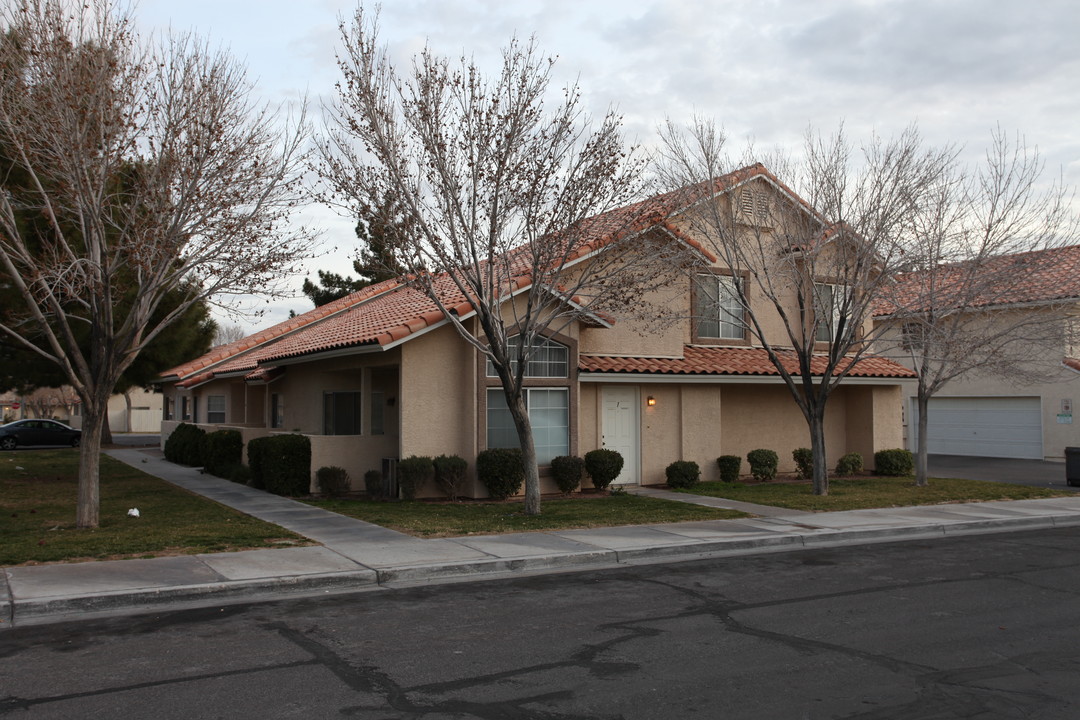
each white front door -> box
[602,386,640,484]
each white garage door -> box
[913,396,1043,459]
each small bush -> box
[317,466,351,498]
[665,460,701,489]
[164,423,207,467]
[550,455,585,495]
[228,464,252,485]
[835,452,863,476]
[874,448,914,476]
[204,429,243,478]
[747,449,779,482]
[433,454,468,501]
[364,469,384,500]
[249,434,311,496]
[397,455,434,500]
[476,448,525,500]
[716,455,742,483]
[792,448,813,480]
[584,448,624,491]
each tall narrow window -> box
[270,393,284,429]
[814,283,851,343]
[323,391,362,435]
[696,274,745,340]
[370,391,385,436]
[486,388,569,465]
[207,395,226,424]
[181,396,190,422]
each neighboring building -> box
[2,387,162,433]
[876,245,1080,461]
[159,165,914,496]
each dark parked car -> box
[0,419,81,450]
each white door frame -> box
[602,385,640,485]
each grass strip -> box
[304,493,747,537]
[1,449,308,566]
[675,475,1068,512]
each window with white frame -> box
[323,391,361,435]
[814,283,851,343]
[486,335,569,378]
[486,388,569,465]
[207,395,226,424]
[696,274,746,340]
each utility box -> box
[1066,447,1080,487]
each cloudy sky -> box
[137,0,1080,333]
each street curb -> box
[375,549,618,584]
[7,570,379,627]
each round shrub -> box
[584,448,624,491]
[317,466,351,498]
[716,455,742,483]
[204,429,243,478]
[433,454,468,501]
[397,455,434,500]
[665,460,701,489]
[792,447,813,480]
[476,448,525,500]
[164,422,207,467]
[874,448,914,476]
[550,455,585,495]
[747,448,778,482]
[364,469,384,500]
[835,452,863,476]
[257,434,311,496]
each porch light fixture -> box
[647,396,656,406]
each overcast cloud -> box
[137,0,1080,332]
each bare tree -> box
[213,324,249,349]
[656,119,954,494]
[319,10,698,514]
[0,0,314,527]
[878,129,1078,486]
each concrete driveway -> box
[927,454,1079,491]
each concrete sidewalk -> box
[5,448,1080,629]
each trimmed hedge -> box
[874,448,914,476]
[433,454,468,501]
[835,452,863,476]
[550,455,585,495]
[716,455,742,483]
[792,448,813,480]
[747,448,779,482]
[584,449,624,491]
[364,469,384,500]
[665,460,701,489]
[249,434,311,496]
[163,422,206,467]
[317,466,351,498]
[476,448,525,500]
[397,455,434,500]
[204,429,243,478]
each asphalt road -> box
[3,526,1080,719]
[927,453,1078,491]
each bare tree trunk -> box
[100,413,114,445]
[915,391,930,487]
[507,393,541,515]
[76,403,106,528]
[124,390,132,433]
[809,409,829,495]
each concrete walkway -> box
[5,448,1080,629]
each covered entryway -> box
[602,386,640,484]
[913,396,1043,460]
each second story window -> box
[814,283,851,343]
[486,335,569,378]
[696,274,746,340]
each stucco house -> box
[876,245,1080,461]
[159,164,914,496]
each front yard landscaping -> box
[1,450,309,566]
[675,475,1069,512]
[303,493,748,537]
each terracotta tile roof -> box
[162,164,812,384]
[1063,357,1080,374]
[877,244,1080,316]
[579,345,916,378]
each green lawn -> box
[1,449,309,566]
[304,493,748,537]
[676,475,1070,512]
